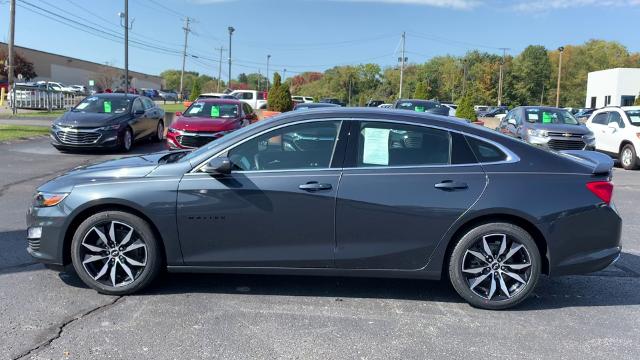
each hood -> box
[55,111,126,128]
[171,116,240,132]
[37,151,173,193]
[528,123,591,134]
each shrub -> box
[267,72,294,112]
[456,94,477,122]
[189,80,201,101]
[634,93,640,106]
[413,81,427,99]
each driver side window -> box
[132,99,144,113]
[227,121,341,171]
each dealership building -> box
[0,42,163,90]
[585,68,640,108]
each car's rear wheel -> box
[448,222,541,310]
[70,211,162,295]
[620,144,638,170]
[153,120,164,142]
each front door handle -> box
[299,182,332,191]
[434,180,468,190]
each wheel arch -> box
[62,203,167,267]
[619,140,634,154]
[440,213,549,276]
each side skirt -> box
[166,266,441,280]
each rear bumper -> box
[546,204,622,276]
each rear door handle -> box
[299,182,332,191]
[434,180,468,190]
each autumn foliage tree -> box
[0,50,37,80]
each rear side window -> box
[356,122,451,167]
[591,113,608,125]
[608,112,625,128]
[465,136,508,163]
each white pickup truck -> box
[230,90,268,110]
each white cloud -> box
[330,0,482,10]
[511,0,640,11]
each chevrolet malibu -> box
[166,98,256,149]
[27,108,621,310]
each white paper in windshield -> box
[362,128,390,165]
[188,103,204,114]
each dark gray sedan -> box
[27,108,621,310]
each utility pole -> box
[179,17,191,100]
[228,26,235,90]
[266,54,271,92]
[7,0,16,114]
[398,31,406,99]
[555,46,564,108]
[119,1,133,96]
[497,47,509,106]
[257,69,261,91]
[283,68,287,81]
[462,60,467,95]
[215,46,226,92]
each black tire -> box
[152,120,164,142]
[620,144,638,170]
[120,127,133,152]
[448,222,541,310]
[70,211,162,295]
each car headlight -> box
[98,124,121,131]
[167,128,182,134]
[527,129,548,137]
[34,192,68,207]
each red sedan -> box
[166,99,256,149]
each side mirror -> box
[201,157,231,175]
[508,118,516,126]
[175,111,182,117]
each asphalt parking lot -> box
[1,137,639,360]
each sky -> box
[2,0,639,80]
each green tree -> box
[509,45,552,106]
[189,80,201,101]
[456,94,477,122]
[267,72,294,112]
[635,93,640,106]
[413,81,427,99]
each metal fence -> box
[7,85,84,112]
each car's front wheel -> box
[448,222,541,310]
[620,144,638,170]
[70,211,162,295]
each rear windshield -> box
[625,110,640,126]
[183,102,239,118]
[524,108,578,125]
[396,101,441,112]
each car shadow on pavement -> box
[51,252,640,310]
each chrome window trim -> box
[188,117,520,175]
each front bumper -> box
[50,128,121,150]
[526,134,596,151]
[26,202,70,266]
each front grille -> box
[177,134,217,148]
[547,132,583,139]
[548,139,585,150]
[56,130,101,144]
[28,239,40,252]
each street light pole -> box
[228,26,235,90]
[7,0,16,114]
[266,54,271,93]
[555,46,564,108]
[179,17,191,100]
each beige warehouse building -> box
[0,42,163,90]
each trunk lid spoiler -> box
[561,150,614,175]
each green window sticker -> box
[415,106,425,112]
[103,101,112,113]
[542,112,552,123]
[210,105,220,117]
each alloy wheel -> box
[461,233,532,301]
[157,121,164,141]
[80,220,147,288]
[622,148,633,167]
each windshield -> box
[73,96,131,114]
[626,110,640,126]
[183,102,239,118]
[524,108,578,125]
[180,121,260,163]
[396,101,440,112]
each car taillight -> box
[586,181,613,205]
